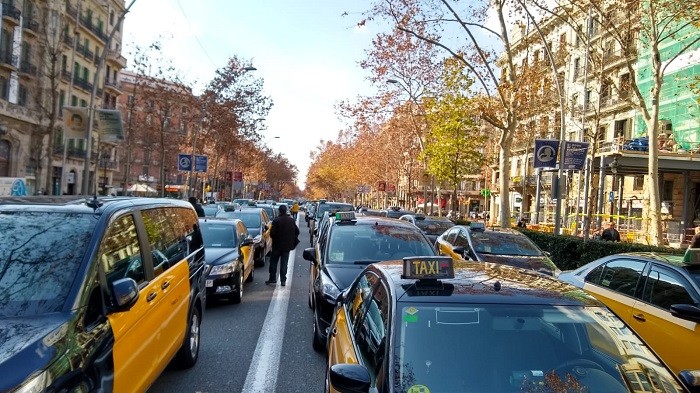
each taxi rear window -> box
[470,231,542,256]
[414,219,455,235]
[200,224,237,248]
[0,211,96,316]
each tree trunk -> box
[498,121,515,227]
[646,75,663,246]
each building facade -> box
[0,0,127,196]
[496,5,700,244]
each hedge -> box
[516,228,684,270]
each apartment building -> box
[0,0,127,196]
[497,6,700,243]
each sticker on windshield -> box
[407,385,430,393]
[403,307,419,323]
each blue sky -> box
[123,0,379,188]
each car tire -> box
[231,268,243,304]
[175,306,201,369]
[312,308,325,352]
[245,263,254,283]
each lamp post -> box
[81,0,137,195]
[608,154,620,222]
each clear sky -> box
[123,0,379,189]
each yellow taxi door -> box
[150,258,190,368]
[99,214,166,392]
[239,222,255,277]
[328,305,359,369]
[437,228,466,260]
[581,258,647,323]
[627,265,700,375]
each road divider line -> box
[242,230,297,393]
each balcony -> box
[65,2,78,20]
[2,2,20,25]
[73,76,94,93]
[54,145,88,160]
[0,50,17,70]
[76,43,94,61]
[104,79,121,93]
[79,16,108,42]
[107,49,127,68]
[22,17,39,36]
[18,59,37,77]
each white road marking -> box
[242,215,300,393]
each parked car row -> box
[301,205,700,392]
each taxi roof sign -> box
[335,211,356,221]
[402,256,455,280]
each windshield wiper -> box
[354,260,380,265]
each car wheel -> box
[245,263,254,283]
[312,308,325,352]
[231,268,243,304]
[175,306,201,368]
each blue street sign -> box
[609,191,614,202]
[178,153,192,171]
[533,139,560,168]
[562,141,589,170]
[194,155,208,173]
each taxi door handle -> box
[632,313,646,322]
[161,281,170,290]
[146,291,157,302]
[331,327,337,337]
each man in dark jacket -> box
[601,221,621,242]
[266,204,300,286]
[189,196,205,218]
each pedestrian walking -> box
[189,196,205,218]
[690,226,700,248]
[601,221,621,242]
[291,201,300,220]
[266,204,300,286]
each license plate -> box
[206,279,213,287]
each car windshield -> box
[393,303,683,393]
[200,224,237,248]
[470,231,543,256]
[0,212,96,317]
[414,219,455,235]
[326,224,434,264]
[217,211,261,229]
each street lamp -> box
[608,154,620,222]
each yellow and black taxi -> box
[435,222,560,276]
[325,256,699,393]
[559,252,700,377]
[216,207,271,266]
[303,211,436,352]
[199,218,256,304]
[0,196,206,393]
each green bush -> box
[517,228,683,270]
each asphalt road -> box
[149,213,326,393]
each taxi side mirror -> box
[240,237,254,247]
[671,304,700,323]
[111,278,139,310]
[543,251,552,257]
[302,247,316,263]
[329,364,371,393]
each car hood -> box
[324,264,366,291]
[0,314,70,390]
[205,248,239,265]
[477,254,560,276]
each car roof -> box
[370,260,601,306]
[451,224,521,235]
[0,195,193,215]
[604,252,691,268]
[332,215,422,228]
[199,217,240,226]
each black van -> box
[0,196,206,392]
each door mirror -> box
[240,236,254,247]
[671,304,700,323]
[543,251,552,257]
[679,370,700,392]
[329,364,371,393]
[111,278,139,310]
[302,247,316,263]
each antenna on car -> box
[85,194,103,210]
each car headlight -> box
[209,261,236,275]
[16,370,50,393]
[322,280,341,303]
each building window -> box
[80,99,87,107]
[633,175,644,190]
[61,55,67,72]
[110,10,115,25]
[663,180,674,201]
[0,140,10,176]
[71,95,78,106]
[0,76,8,101]
[18,84,27,107]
